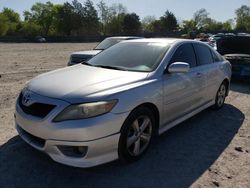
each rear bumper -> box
[16,124,120,168]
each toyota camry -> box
[15,38,231,167]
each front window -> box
[170,44,197,68]
[94,38,122,50]
[88,42,170,72]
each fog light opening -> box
[57,145,88,158]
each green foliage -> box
[0,8,21,36]
[122,13,141,35]
[55,2,81,36]
[181,9,235,33]
[19,22,41,36]
[97,0,109,35]
[82,0,99,36]
[0,2,250,37]
[160,11,178,32]
[106,13,125,35]
[222,20,233,31]
[0,13,9,36]
[141,10,178,33]
[193,8,210,29]
[141,16,156,32]
[181,20,197,33]
[203,19,223,32]
[24,2,55,35]
[56,0,99,36]
[151,20,163,33]
[235,5,250,31]
[98,2,127,35]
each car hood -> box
[71,50,102,56]
[224,54,250,58]
[28,64,149,103]
[224,54,250,64]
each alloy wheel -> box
[217,84,226,107]
[126,115,153,156]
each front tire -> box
[118,107,155,163]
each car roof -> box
[107,36,142,40]
[121,38,191,45]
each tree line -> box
[0,0,249,37]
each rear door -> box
[193,43,221,101]
[162,43,207,125]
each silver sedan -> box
[15,38,231,167]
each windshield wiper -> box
[94,65,128,71]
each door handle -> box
[196,72,202,78]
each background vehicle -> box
[237,33,250,36]
[67,36,142,66]
[194,38,216,49]
[15,39,231,167]
[209,34,225,43]
[217,36,250,80]
[34,36,46,43]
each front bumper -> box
[15,92,130,167]
[16,124,120,168]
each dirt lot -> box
[0,43,250,188]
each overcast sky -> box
[0,0,249,21]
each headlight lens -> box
[53,100,118,122]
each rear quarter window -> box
[210,49,223,62]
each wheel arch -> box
[128,102,160,135]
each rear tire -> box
[213,82,227,110]
[118,107,155,163]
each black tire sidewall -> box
[118,107,156,163]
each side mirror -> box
[167,62,190,73]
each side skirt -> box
[158,100,215,135]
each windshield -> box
[94,38,122,50]
[217,37,250,55]
[88,42,170,72]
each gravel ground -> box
[0,43,250,188]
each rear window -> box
[193,43,214,65]
[94,38,122,50]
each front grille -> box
[17,124,45,148]
[18,93,56,118]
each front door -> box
[162,43,206,125]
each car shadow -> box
[230,81,250,94]
[0,104,244,188]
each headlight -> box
[53,100,118,122]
